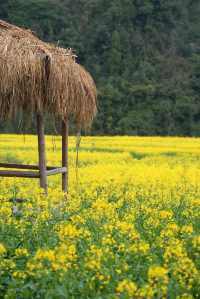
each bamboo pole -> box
[37,113,47,194]
[62,120,68,192]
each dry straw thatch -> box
[0,20,97,128]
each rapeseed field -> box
[0,135,200,298]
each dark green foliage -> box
[1,0,200,136]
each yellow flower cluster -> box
[0,243,6,256]
[116,279,137,297]
[0,135,200,298]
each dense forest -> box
[0,0,200,136]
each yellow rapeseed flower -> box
[148,266,169,284]
[116,279,137,297]
[0,243,6,256]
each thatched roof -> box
[0,20,97,128]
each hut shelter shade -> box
[0,20,97,193]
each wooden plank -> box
[62,120,68,192]
[46,167,67,177]
[0,163,56,170]
[37,113,48,193]
[0,170,39,178]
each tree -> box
[1,0,200,136]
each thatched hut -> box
[0,20,97,193]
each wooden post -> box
[37,113,47,194]
[62,120,68,192]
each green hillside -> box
[0,0,200,136]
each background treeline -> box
[0,0,200,136]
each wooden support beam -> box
[37,113,47,193]
[0,170,39,178]
[0,167,66,178]
[0,163,56,170]
[62,120,68,192]
[46,167,67,177]
[0,119,69,192]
